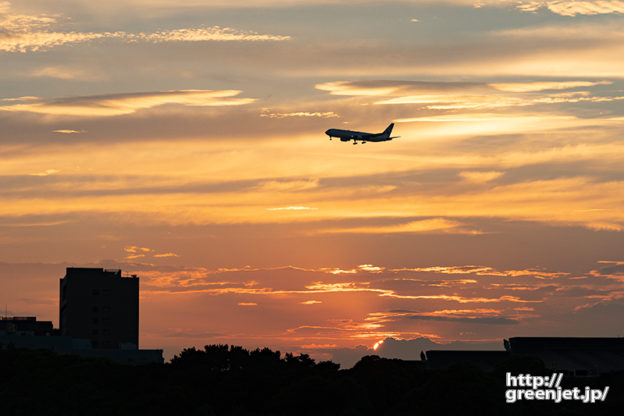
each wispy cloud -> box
[490,80,611,92]
[316,81,406,96]
[260,110,339,119]
[493,20,624,40]
[124,246,152,253]
[459,171,504,183]
[30,66,102,81]
[137,27,290,43]
[124,245,178,260]
[0,2,290,53]
[52,129,85,134]
[28,169,59,177]
[318,218,482,235]
[531,1,624,16]
[399,309,518,325]
[0,89,255,117]
[443,0,624,17]
[267,206,318,211]
[322,79,622,111]
[2,96,39,102]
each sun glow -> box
[372,339,384,351]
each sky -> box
[1,0,624,366]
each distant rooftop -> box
[1,316,36,321]
[508,337,624,352]
[64,267,137,278]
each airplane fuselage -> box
[325,123,396,144]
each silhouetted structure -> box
[0,316,55,336]
[1,267,162,364]
[423,350,509,371]
[3,344,623,415]
[60,267,138,349]
[422,337,624,376]
[506,337,624,376]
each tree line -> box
[1,344,621,415]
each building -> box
[0,316,55,336]
[506,337,624,376]
[60,267,138,349]
[1,315,87,355]
[2,267,162,364]
[422,337,624,376]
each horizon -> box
[2,0,624,368]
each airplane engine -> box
[340,137,350,142]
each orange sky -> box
[1,0,624,364]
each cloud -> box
[28,169,60,177]
[392,265,502,275]
[135,27,290,43]
[315,80,488,97]
[406,314,518,324]
[318,218,483,235]
[267,206,318,211]
[316,81,402,96]
[2,96,39,102]
[30,66,102,81]
[538,1,624,16]
[441,0,624,16]
[124,246,151,253]
[124,246,179,260]
[358,264,385,273]
[0,30,124,54]
[0,2,290,53]
[260,110,339,119]
[493,20,624,40]
[0,89,255,117]
[6,257,624,362]
[255,179,319,192]
[593,263,624,276]
[52,129,85,134]
[136,264,545,306]
[459,171,504,183]
[490,80,612,93]
[318,79,622,112]
[1,28,289,53]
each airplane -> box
[325,123,399,145]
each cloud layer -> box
[0,2,290,53]
[0,90,255,116]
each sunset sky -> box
[1,0,624,364]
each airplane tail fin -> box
[382,123,394,136]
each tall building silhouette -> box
[60,267,139,349]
